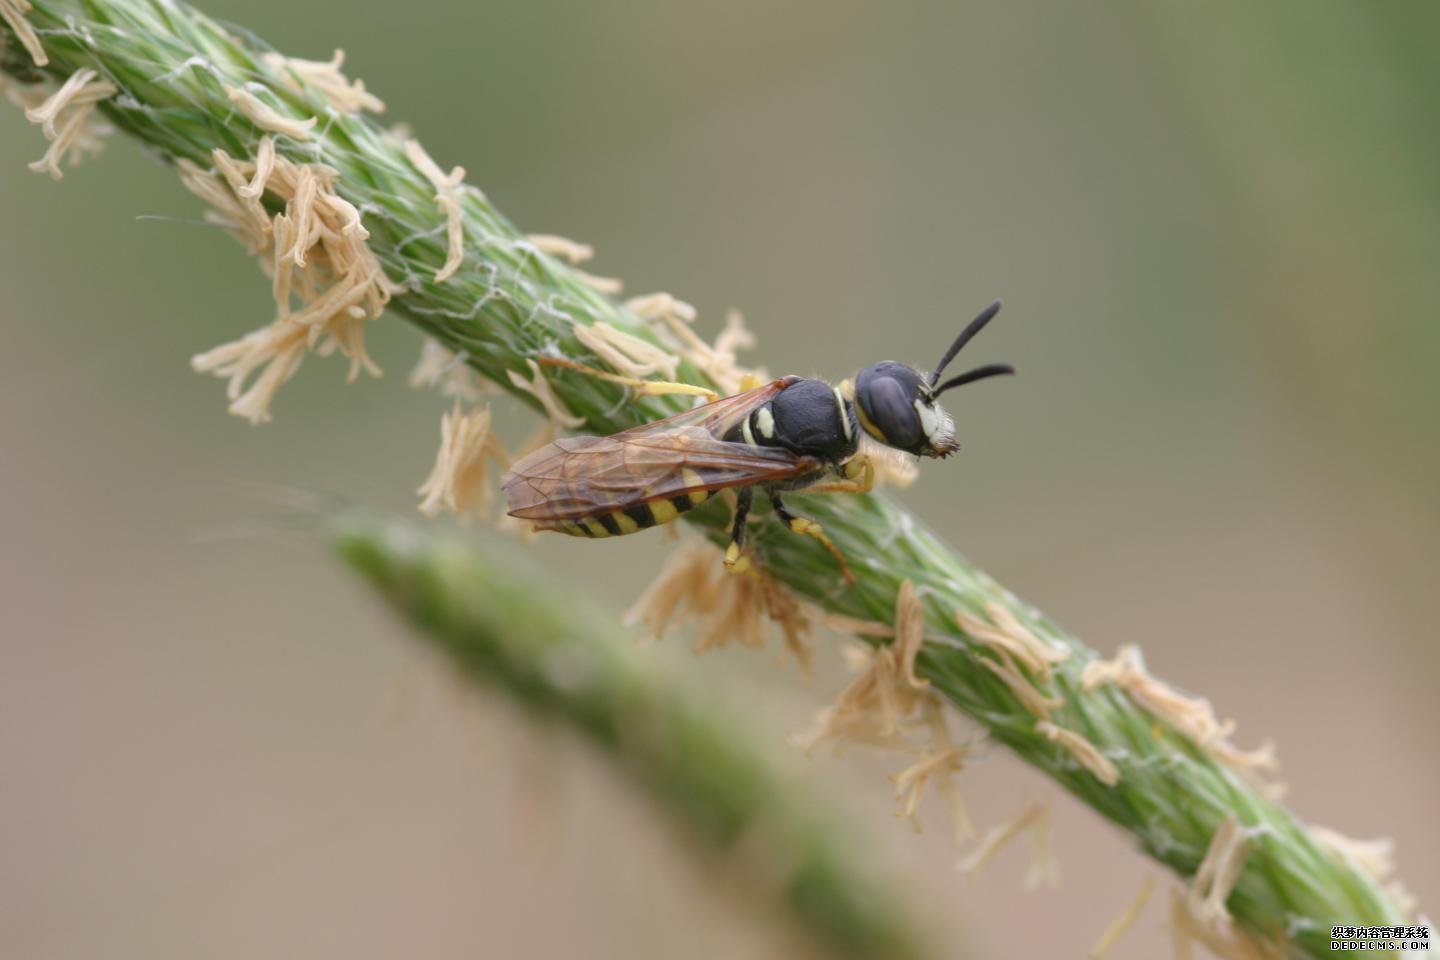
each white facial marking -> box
[833,387,852,441]
[742,415,757,446]
[756,405,775,439]
[936,406,955,442]
[914,399,939,439]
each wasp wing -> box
[503,377,810,521]
[608,375,800,439]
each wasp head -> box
[853,300,1014,459]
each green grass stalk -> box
[334,516,936,960]
[3,4,1415,955]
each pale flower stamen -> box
[527,233,594,264]
[0,0,47,66]
[977,648,1063,721]
[888,700,975,845]
[958,798,1059,890]
[1089,874,1156,960]
[625,291,698,324]
[19,67,116,179]
[403,138,467,282]
[575,269,623,296]
[409,337,494,402]
[623,540,817,671]
[574,321,680,381]
[1170,864,1287,960]
[24,68,109,137]
[894,579,929,690]
[262,49,385,115]
[1189,815,1251,929]
[416,403,509,522]
[225,84,317,140]
[1036,719,1120,786]
[185,143,399,422]
[507,358,586,429]
[1309,825,1395,884]
[237,134,276,200]
[1083,644,1283,796]
[957,601,1069,680]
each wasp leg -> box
[768,491,856,584]
[537,356,718,403]
[802,455,875,495]
[723,487,755,575]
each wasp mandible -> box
[502,300,1014,582]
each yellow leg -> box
[787,516,856,584]
[769,490,855,584]
[723,540,752,576]
[538,356,718,403]
[723,488,755,575]
[804,455,875,495]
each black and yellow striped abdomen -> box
[545,487,713,539]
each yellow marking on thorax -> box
[755,405,776,439]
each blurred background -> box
[3,0,1438,956]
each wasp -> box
[502,300,1013,582]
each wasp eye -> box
[862,376,922,450]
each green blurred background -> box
[2,0,1437,956]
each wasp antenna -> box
[930,299,1003,387]
[934,362,1015,396]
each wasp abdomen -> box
[543,488,713,538]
